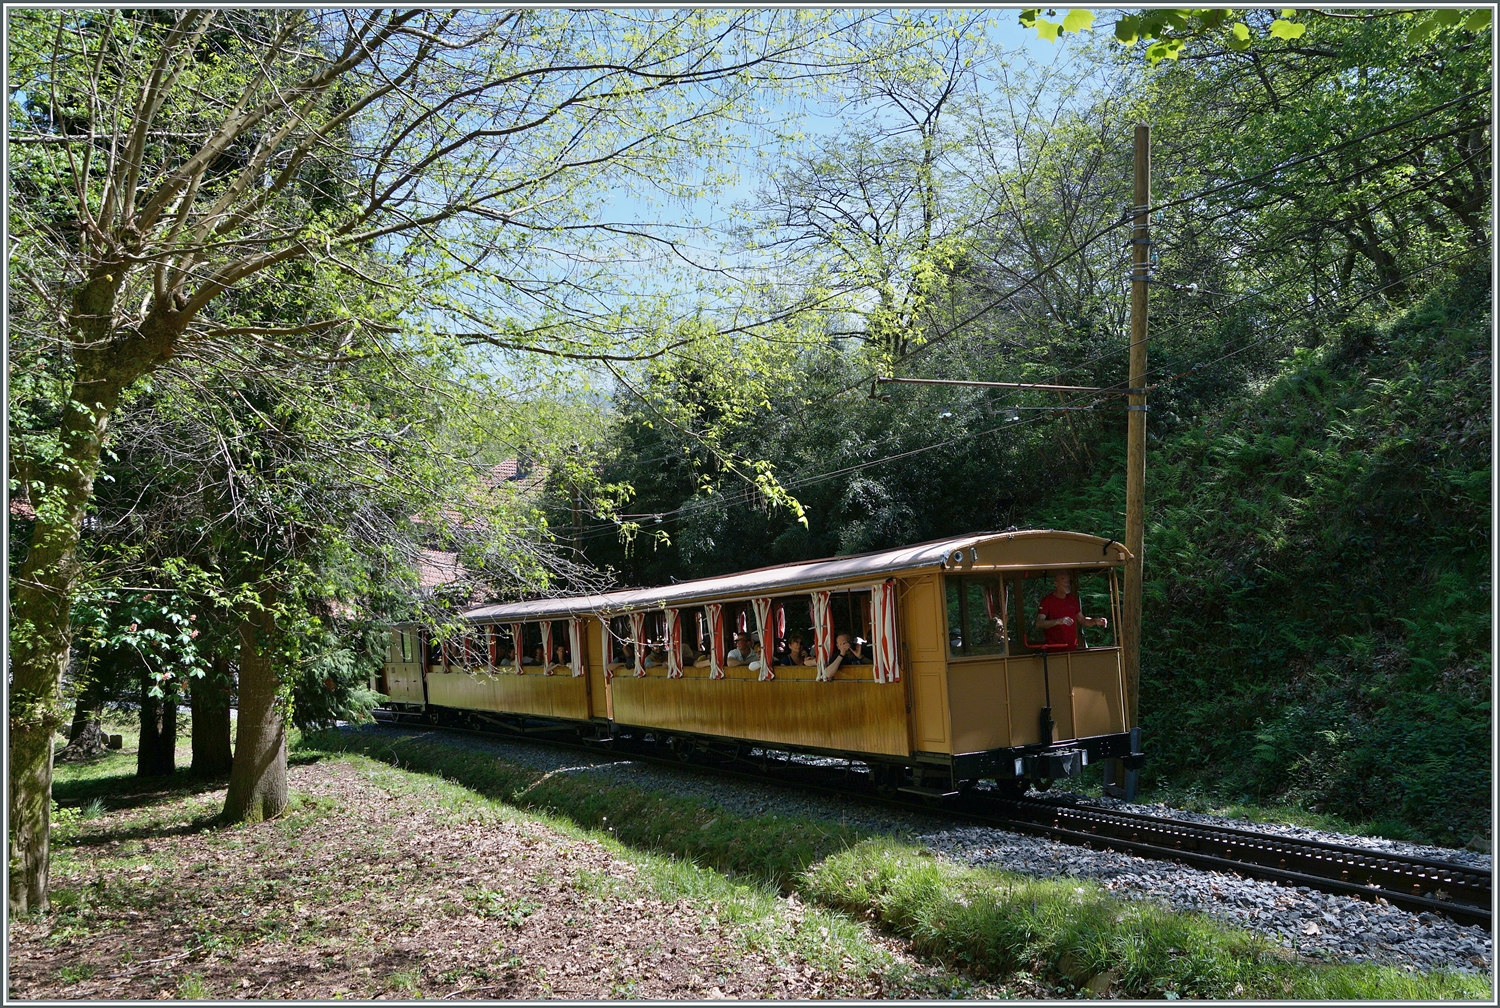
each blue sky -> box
[598,9,1097,237]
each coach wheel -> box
[424,709,441,726]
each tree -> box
[8,6,877,912]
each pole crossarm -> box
[874,377,1103,393]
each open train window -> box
[678,606,706,667]
[545,619,570,666]
[945,576,1007,658]
[1074,570,1117,648]
[829,589,871,647]
[1016,570,1115,650]
[491,624,516,669]
[725,600,753,638]
[516,623,542,666]
[400,629,416,663]
[776,596,813,662]
[606,615,632,668]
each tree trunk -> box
[191,655,235,777]
[8,356,117,911]
[9,273,184,912]
[57,679,109,763]
[223,604,287,822]
[137,683,178,778]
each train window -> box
[945,576,1007,657]
[776,596,813,660]
[687,606,706,652]
[829,589,871,645]
[678,606,706,667]
[492,624,516,669]
[545,619,570,666]
[1074,570,1117,649]
[643,610,666,645]
[725,600,753,638]
[607,615,632,668]
[1017,570,1114,650]
[518,624,543,667]
[400,630,416,663]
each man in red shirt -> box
[1035,571,1108,650]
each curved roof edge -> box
[464,530,1129,624]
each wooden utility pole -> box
[1123,124,1150,736]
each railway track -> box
[964,796,1492,929]
[369,712,1492,930]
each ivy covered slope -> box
[1029,272,1491,845]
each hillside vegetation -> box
[1027,271,1491,844]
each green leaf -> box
[1231,22,1251,41]
[1267,19,1305,40]
[1061,9,1095,33]
[1407,13,1441,43]
[1145,38,1185,64]
[1433,10,1464,27]
[1465,9,1492,31]
[1114,14,1140,44]
[1033,18,1063,43]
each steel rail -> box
[367,712,1491,929]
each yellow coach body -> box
[377,531,1135,786]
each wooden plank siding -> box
[610,677,909,755]
[382,662,426,704]
[946,648,1126,753]
[901,575,952,754]
[426,669,591,721]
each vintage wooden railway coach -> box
[376,531,1144,793]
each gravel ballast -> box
[353,724,1493,976]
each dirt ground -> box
[9,755,1001,1000]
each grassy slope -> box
[1025,272,1491,843]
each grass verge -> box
[307,726,1492,1001]
[803,839,1491,1000]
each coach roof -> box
[463,530,1130,624]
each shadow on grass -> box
[301,725,868,890]
[54,749,327,816]
[54,768,231,808]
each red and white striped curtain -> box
[510,622,525,674]
[599,617,614,681]
[568,618,585,677]
[665,609,683,679]
[704,603,725,679]
[541,621,555,675]
[870,581,901,683]
[628,611,647,677]
[810,591,835,681]
[751,597,775,681]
